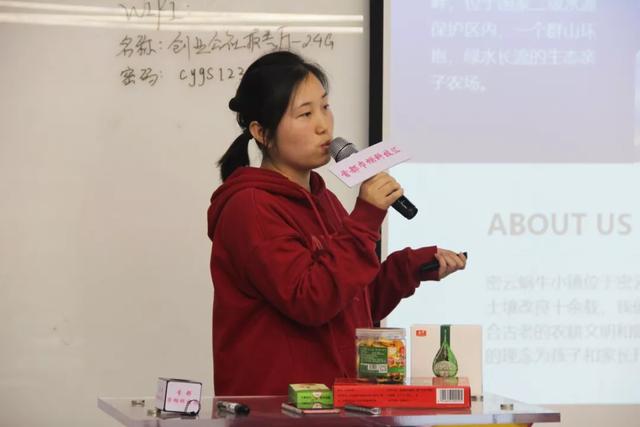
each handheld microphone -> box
[329,137,418,219]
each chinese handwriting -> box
[116,29,335,88]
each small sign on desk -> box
[155,377,201,414]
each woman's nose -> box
[316,110,331,134]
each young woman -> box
[207,51,466,396]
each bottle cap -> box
[356,327,405,339]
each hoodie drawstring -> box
[302,191,331,236]
[325,192,344,230]
[301,190,353,377]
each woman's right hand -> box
[434,249,467,280]
[358,172,404,211]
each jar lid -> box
[356,327,405,339]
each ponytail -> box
[217,130,252,181]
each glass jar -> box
[355,327,406,384]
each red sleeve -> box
[321,193,441,323]
[368,246,439,323]
[219,190,387,327]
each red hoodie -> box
[207,167,438,396]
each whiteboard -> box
[0,1,368,426]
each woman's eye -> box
[323,104,330,110]
[300,112,311,117]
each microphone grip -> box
[420,252,468,274]
[392,196,418,219]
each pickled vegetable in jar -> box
[355,328,406,384]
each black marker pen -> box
[344,404,381,415]
[217,400,250,415]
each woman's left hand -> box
[434,249,467,280]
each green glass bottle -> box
[432,324,458,377]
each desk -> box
[98,394,560,426]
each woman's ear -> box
[249,121,265,146]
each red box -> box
[333,377,471,409]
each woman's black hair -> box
[217,51,329,181]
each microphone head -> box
[329,137,359,161]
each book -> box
[411,324,483,398]
[333,377,471,409]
